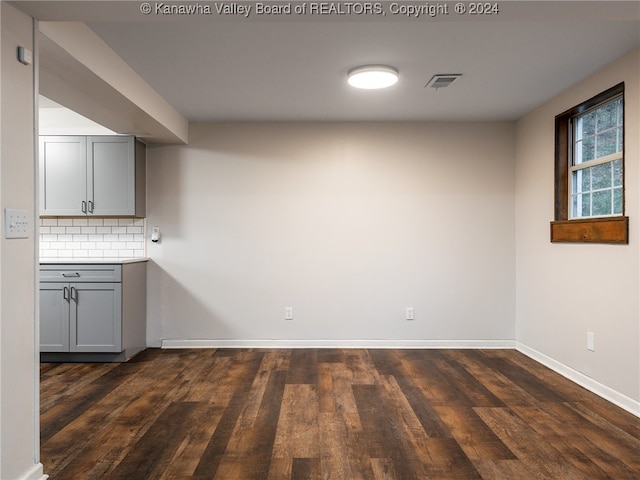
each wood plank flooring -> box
[40,348,640,479]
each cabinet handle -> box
[63,286,70,301]
[81,201,87,213]
[70,287,77,303]
[62,272,80,278]
[88,200,94,214]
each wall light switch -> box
[285,307,294,320]
[4,209,29,239]
[587,332,595,351]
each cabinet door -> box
[40,283,70,352]
[39,136,87,216]
[70,283,122,353]
[87,136,135,216]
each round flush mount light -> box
[347,65,399,90]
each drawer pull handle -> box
[62,272,80,278]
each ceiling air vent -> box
[426,74,462,90]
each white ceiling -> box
[13,1,640,123]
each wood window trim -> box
[551,82,628,244]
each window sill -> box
[550,216,628,244]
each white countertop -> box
[40,258,149,264]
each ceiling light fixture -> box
[348,65,399,90]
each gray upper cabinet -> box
[40,135,146,217]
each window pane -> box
[617,128,623,152]
[613,159,622,187]
[596,101,618,132]
[596,129,620,158]
[575,137,595,164]
[617,98,623,126]
[592,190,611,216]
[591,162,612,190]
[573,193,591,218]
[572,170,590,193]
[613,188,623,214]
[577,111,596,139]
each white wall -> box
[515,48,640,408]
[146,122,515,347]
[0,4,44,480]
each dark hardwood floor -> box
[40,348,640,479]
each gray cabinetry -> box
[40,135,146,217]
[39,262,146,362]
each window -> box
[571,95,623,218]
[551,83,628,243]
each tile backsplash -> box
[39,218,146,259]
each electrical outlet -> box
[587,332,595,351]
[406,307,414,321]
[285,307,294,321]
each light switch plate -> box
[4,209,29,239]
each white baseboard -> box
[161,338,516,349]
[516,342,640,418]
[17,463,46,480]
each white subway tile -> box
[57,235,73,242]
[133,234,144,242]
[126,226,143,234]
[97,227,112,234]
[41,250,59,257]
[51,227,66,234]
[72,218,88,226]
[111,242,128,249]
[118,234,134,242]
[58,250,73,257]
[81,242,96,250]
[103,234,118,242]
[42,218,58,226]
[134,219,145,227]
[51,242,66,249]
[42,234,57,242]
[72,235,88,242]
[66,227,81,234]
[112,226,127,234]
[88,250,104,258]
[40,227,51,235]
[126,242,143,250]
[58,219,73,226]
[103,219,119,226]
[104,250,119,257]
[73,250,89,257]
[39,242,51,250]
[134,250,145,257]
[81,227,97,234]
[118,219,134,226]
[66,243,81,250]
[88,235,104,242]
[88,218,104,226]
[96,242,111,250]
[117,250,134,257]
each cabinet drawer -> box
[40,264,122,283]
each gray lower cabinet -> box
[40,263,146,361]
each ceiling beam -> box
[39,21,188,144]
